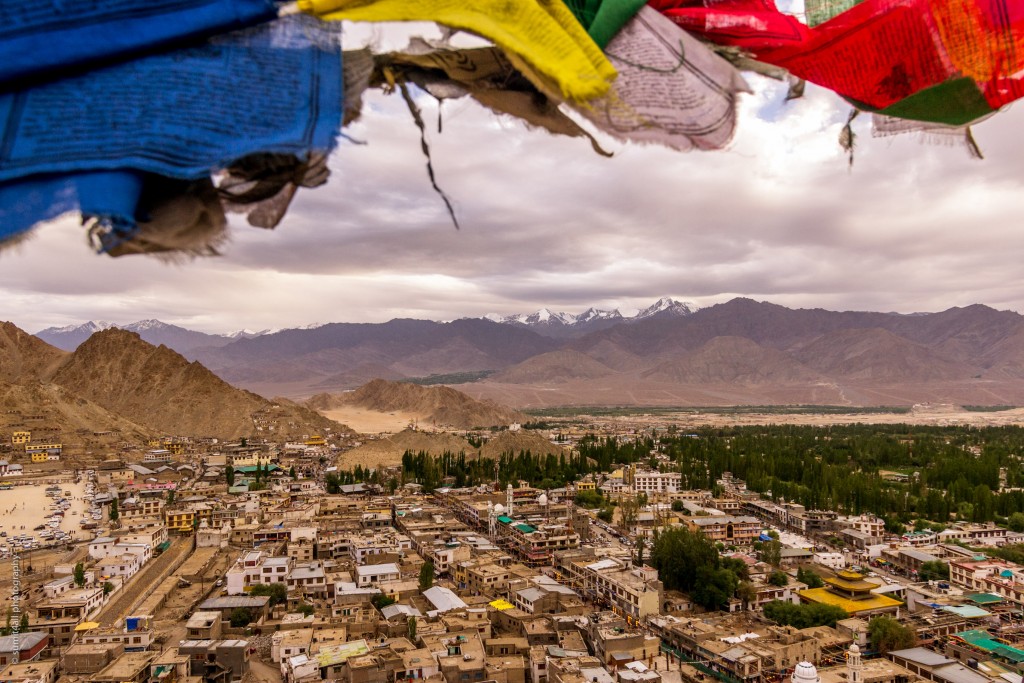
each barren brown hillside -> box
[792,328,976,381]
[0,380,156,444]
[480,430,567,458]
[0,321,68,383]
[49,329,347,439]
[338,428,475,469]
[308,379,524,429]
[492,350,617,384]
[642,337,823,384]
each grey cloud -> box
[2,76,1024,332]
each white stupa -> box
[847,643,862,683]
[537,493,549,506]
[792,662,820,683]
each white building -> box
[813,552,847,570]
[355,563,401,587]
[95,554,143,579]
[287,563,328,597]
[632,471,683,494]
[88,537,153,564]
[225,551,292,595]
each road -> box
[94,537,189,626]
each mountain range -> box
[35,319,265,353]
[36,298,697,350]
[0,324,347,447]
[307,379,526,430]
[483,297,697,338]
[29,298,1024,407]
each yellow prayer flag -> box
[295,0,617,101]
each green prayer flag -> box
[563,0,648,47]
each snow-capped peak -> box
[521,308,578,325]
[635,298,698,319]
[576,307,623,323]
[227,328,273,338]
[44,320,116,334]
[125,319,168,331]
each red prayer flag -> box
[649,0,1024,124]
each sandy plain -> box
[326,402,1024,435]
[564,403,1024,430]
[322,406,422,434]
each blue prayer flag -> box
[0,0,279,89]
[0,16,343,245]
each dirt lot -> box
[321,407,419,434]
[0,543,87,614]
[151,546,234,641]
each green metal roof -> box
[953,628,1024,664]
[514,523,536,533]
[967,593,1004,605]
[957,629,1001,650]
[235,464,281,473]
[993,646,1024,663]
[497,515,513,524]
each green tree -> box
[226,465,235,487]
[597,507,614,523]
[103,581,114,596]
[736,581,758,610]
[289,466,297,479]
[692,566,738,611]
[869,616,916,653]
[2,607,11,636]
[229,608,253,628]
[618,496,640,531]
[649,527,719,592]
[19,613,28,632]
[957,502,975,521]
[884,515,905,534]
[1009,512,1024,532]
[919,561,949,582]
[372,594,396,609]
[419,560,435,592]
[109,498,119,522]
[761,539,783,568]
[671,500,685,512]
[797,567,824,588]
[635,538,646,567]
[250,582,289,606]
[325,473,341,494]
[297,603,315,617]
[167,489,175,505]
[575,489,603,508]
[763,601,847,628]
[768,570,789,586]
[408,615,417,642]
[73,562,85,588]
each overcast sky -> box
[4,41,1024,334]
